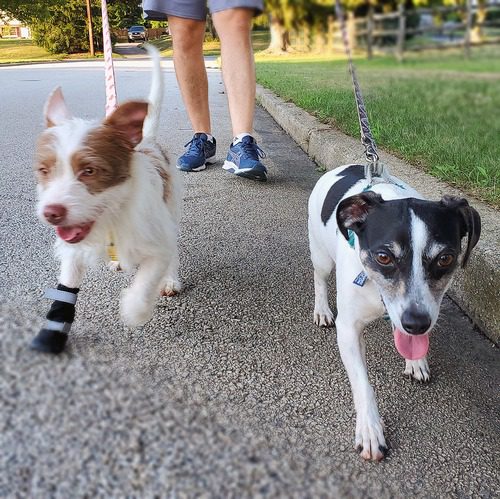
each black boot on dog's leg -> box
[31,284,79,354]
[31,328,69,354]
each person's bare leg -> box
[168,16,211,134]
[213,8,255,137]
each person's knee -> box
[169,17,205,53]
[213,8,253,35]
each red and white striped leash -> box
[101,0,119,261]
[101,0,117,117]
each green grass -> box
[150,30,270,57]
[0,38,65,63]
[4,35,497,204]
[0,38,104,63]
[255,47,499,206]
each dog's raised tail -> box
[142,44,163,140]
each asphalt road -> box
[114,42,156,59]
[0,59,499,497]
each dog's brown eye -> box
[437,254,454,267]
[38,167,49,176]
[81,166,97,177]
[375,252,392,265]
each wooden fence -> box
[290,3,500,60]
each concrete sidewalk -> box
[0,60,499,497]
[257,85,500,345]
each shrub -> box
[31,1,89,54]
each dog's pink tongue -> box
[56,223,93,244]
[393,328,429,360]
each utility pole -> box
[86,0,95,56]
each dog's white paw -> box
[355,410,387,462]
[161,278,182,297]
[404,357,430,382]
[120,288,154,327]
[314,307,334,327]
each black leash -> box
[334,0,386,181]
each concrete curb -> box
[256,85,499,345]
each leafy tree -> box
[0,1,55,26]
[262,0,428,53]
[107,0,143,29]
[0,0,143,53]
[33,1,88,53]
[263,0,338,52]
[264,0,309,52]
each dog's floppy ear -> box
[44,87,72,127]
[440,196,481,268]
[104,101,149,148]
[336,191,384,241]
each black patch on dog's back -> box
[321,165,365,225]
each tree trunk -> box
[471,1,486,43]
[267,14,290,53]
[327,15,335,53]
[313,26,326,53]
[366,4,374,59]
[206,13,217,40]
[303,24,311,52]
[347,11,356,51]
[396,2,406,62]
[464,0,472,58]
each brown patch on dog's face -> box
[71,126,133,194]
[34,131,58,186]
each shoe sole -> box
[176,154,217,172]
[222,160,267,182]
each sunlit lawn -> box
[255,46,499,206]
[0,38,65,63]
[4,35,497,205]
[150,30,270,56]
[149,30,500,204]
[0,38,104,63]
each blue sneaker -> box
[176,133,217,172]
[222,135,267,181]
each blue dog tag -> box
[353,271,368,287]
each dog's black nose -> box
[401,309,431,335]
[43,204,67,225]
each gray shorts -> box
[143,0,264,21]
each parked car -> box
[128,26,148,43]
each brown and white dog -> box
[32,46,181,354]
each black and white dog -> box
[308,164,481,461]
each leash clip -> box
[364,159,393,186]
